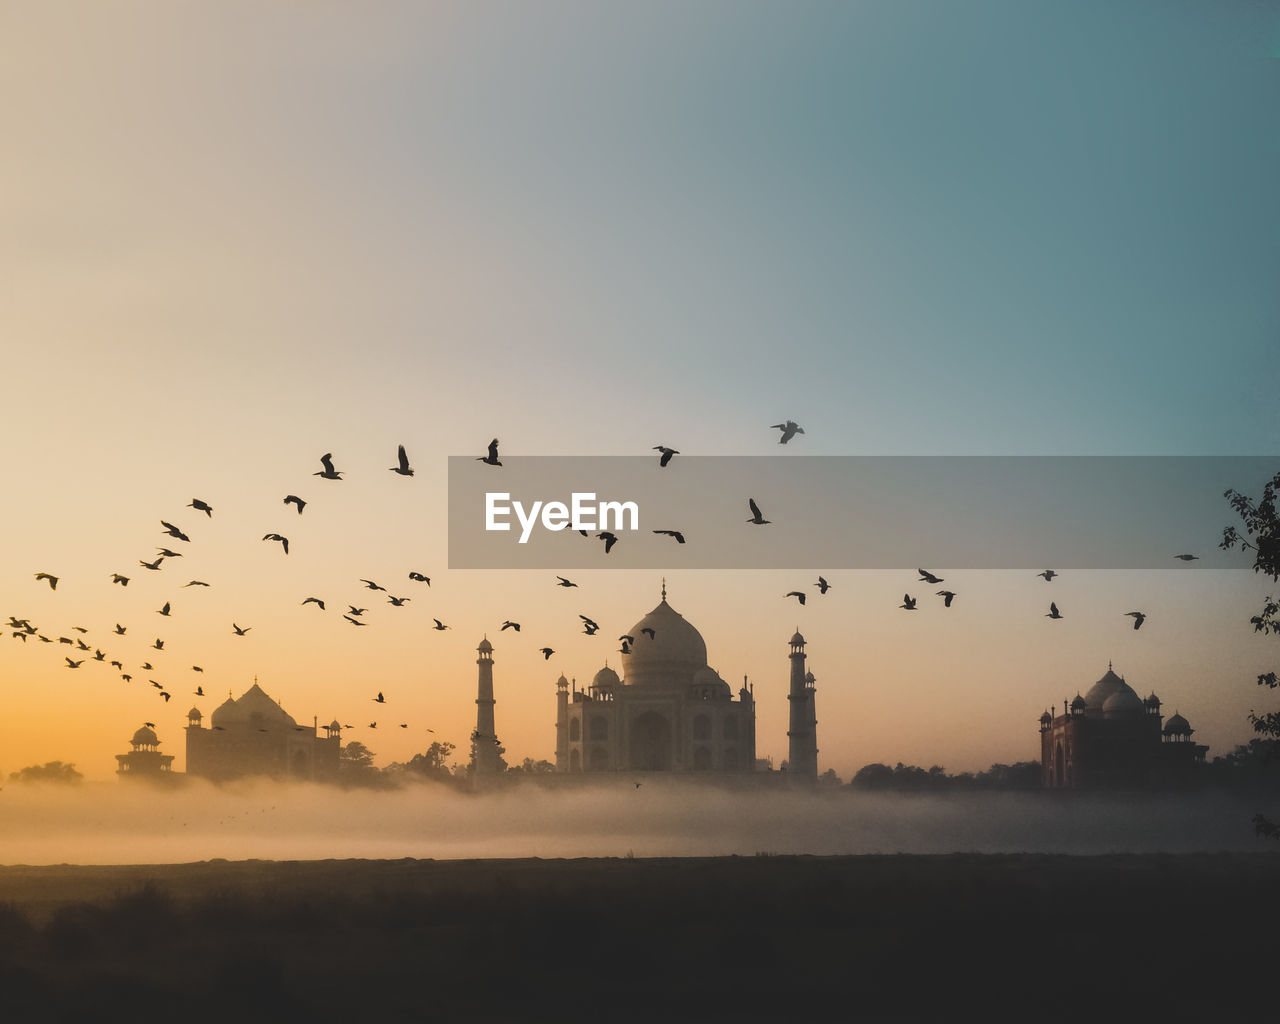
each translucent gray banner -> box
[447,456,1276,570]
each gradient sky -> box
[2,2,1278,781]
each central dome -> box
[620,599,708,688]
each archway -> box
[629,712,672,771]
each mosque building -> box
[115,724,176,780]
[185,679,342,782]
[1039,664,1208,788]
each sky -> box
[1,2,1278,783]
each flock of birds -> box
[9,422,1206,758]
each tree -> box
[1221,469,1280,837]
[9,761,83,783]
[338,740,384,787]
[507,757,554,774]
[389,741,458,783]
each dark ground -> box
[0,853,1275,1022]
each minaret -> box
[555,673,570,771]
[786,630,818,778]
[471,637,504,777]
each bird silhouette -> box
[387,595,410,607]
[232,623,251,635]
[195,686,205,696]
[188,499,213,517]
[302,597,326,610]
[157,602,171,616]
[653,445,679,467]
[477,438,502,466]
[815,577,831,594]
[598,532,618,553]
[344,615,367,626]
[1126,611,1146,630]
[284,495,307,514]
[408,572,431,584]
[785,591,806,605]
[115,624,127,635]
[917,569,944,584]
[1046,602,1063,619]
[900,594,917,611]
[111,573,130,586]
[373,692,386,703]
[640,627,655,639]
[160,521,190,542]
[347,606,366,616]
[368,722,377,729]
[432,619,450,630]
[156,548,184,559]
[619,640,631,654]
[771,420,805,444]
[360,579,386,591]
[152,638,164,650]
[34,573,58,589]
[1038,570,1058,582]
[65,658,82,668]
[314,453,343,480]
[182,580,210,588]
[192,666,203,673]
[139,557,164,571]
[746,498,770,525]
[390,444,414,476]
[1173,554,1199,562]
[937,590,956,608]
[540,648,555,659]
[653,530,685,543]
[263,533,289,555]
[501,620,521,631]
[556,576,578,588]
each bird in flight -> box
[314,453,343,480]
[182,580,210,588]
[1046,602,1063,620]
[540,647,555,659]
[937,590,956,608]
[34,573,58,590]
[501,621,521,632]
[1125,611,1146,630]
[232,623,251,635]
[771,420,805,444]
[188,499,213,518]
[302,597,326,610]
[114,624,126,635]
[900,594,917,611]
[619,638,631,654]
[917,569,944,584]
[284,495,307,514]
[390,444,414,476]
[152,638,165,650]
[65,658,82,668]
[160,521,190,542]
[1173,554,1199,562]
[653,530,685,544]
[556,576,578,588]
[111,573,130,586]
[192,666,203,673]
[1037,570,1058,582]
[598,532,618,554]
[653,445,679,467]
[815,577,831,594]
[785,591,807,605]
[156,547,183,559]
[746,498,770,525]
[368,722,377,729]
[408,572,431,584]
[373,692,386,703]
[387,595,410,607]
[477,438,502,466]
[347,606,366,616]
[640,627,655,639]
[263,533,289,555]
[157,602,171,617]
[195,686,205,696]
[432,619,450,631]
[140,556,164,571]
[344,615,366,626]
[360,579,386,591]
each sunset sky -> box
[2,2,1278,782]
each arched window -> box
[693,714,711,740]
[589,716,608,741]
[723,716,738,740]
[693,746,712,770]
[569,718,581,742]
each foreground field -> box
[0,853,1276,1021]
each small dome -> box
[1145,692,1161,707]
[592,665,620,689]
[1040,710,1053,723]
[187,707,202,720]
[131,726,158,746]
[1103,687,1145,715]
[328,719,341,730]
[1163,712,1193,736]
[477,637,493,653]
[790,631,806,646]
[804,671,816,683]
[556,673,569,686]
[1070,694,1087,710]
[692,667,731,696]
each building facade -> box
[116,724,176,779]
[1040,664,1208,789]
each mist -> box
[1,779,1267,865]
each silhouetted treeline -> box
[1203,738,1280,789]
[335,742,554,790]
[7,761,83,784]
[850,761,1042,791]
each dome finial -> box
[1108,660,1112,671]
[661,576,666,601]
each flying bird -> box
[152,638,165,650]
[540,648,555,659]
[160,521,190,542]
[771,420,805,444]
[188,499,213,517]
[156,548,183,558]
[373,692,386,703]
[284,495,307,514]
[157,602,171,616]
[432,619,450,630]
[192,666,203,673]
[815,577,831,594]
[746,498,770,525]
[900,594,917,610]
[917,569,944,584]
[314,453,343,480]
[360,579,386,592]
[501,620,521,631]
[653,530,685,543]
[232,623,251,635]
[598,532,618,553]
[640,627,655,639]
[65,658,82,668]
[1173,554,1199,562]
[1037,570,1058,582]
[34,573,58,589]
[619,640,631,654]
[111,574,130,586]
[937,590,956,608]
[347,606,366,616]
[263,533,289,555]
[195,686,205,696]
[653,445,679,467]
[344,615,366,626]
[477,438,502,466]
[556,576,578,588]
[182,580,210,588]
[1126,611,1146,630]
[302,597,326,610]
[390,444,414,476]
[785,591,807,605]
[1046,602,1063,620]
[387,595,410,607]
[408,572,431,584]
[140,557,164,571]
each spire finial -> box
[661,576,666,601]
[1108,660,1112,671]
